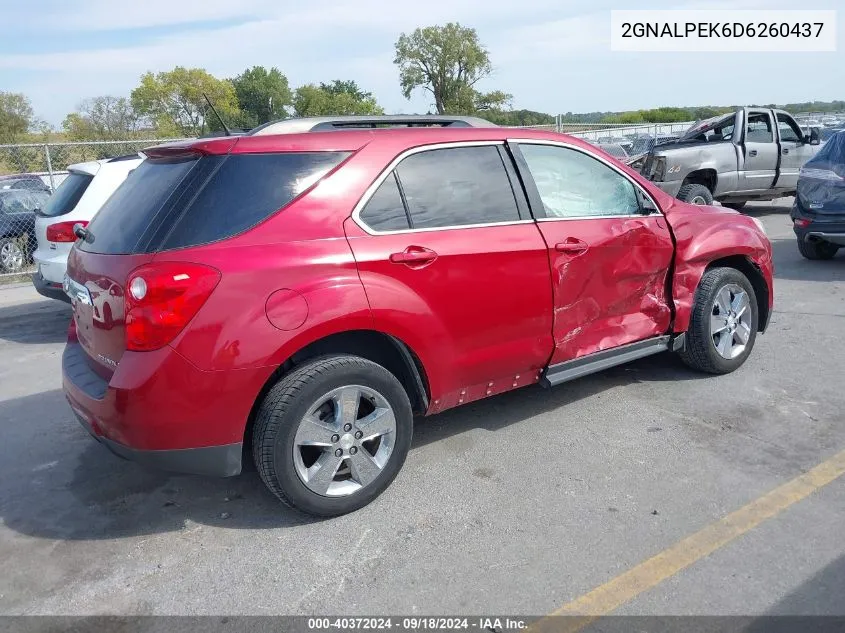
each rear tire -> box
[679,267,759,375]
[721,202,746,211]
[797,238,838,260]
[677,183,714,206]
[252,355,413,517]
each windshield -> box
[39,172,93,217]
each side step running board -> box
[541,335,672,388]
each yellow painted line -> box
[532,448,845,633]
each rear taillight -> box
[794,218,812,228]
[124,262,221,352]
[46,221,88,243]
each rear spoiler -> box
[142,137,239,159]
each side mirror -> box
[636,188,659,214]
[805,128,821,146]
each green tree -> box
[0,92,35,143]
[319,80,372,101]
[230,66,291,128]
[130,67,240,137]
[293,83,384,117]
[483,109,555,126]
[394,23,511,114]
[62,96,145,141]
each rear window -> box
[162,152,347,249]
[80,152,348,254]
[39,172,93,217]
[81,156,198,254]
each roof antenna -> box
[203,93,231,136]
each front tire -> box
[679,267,758,374]
[797,238,838,260]
[252,355,413,517]
[677,183,714,206]
[0,238,25,273]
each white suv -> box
[32,154,143,301]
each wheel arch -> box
[682,169,718,192]
[243,329,430,449]
[674,254,770,335]
[705,256,769,332]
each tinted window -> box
[81,157,199,254]
[747,113,774,143]
[40,172,93,217]
[359,173,410,231]
[395,146,519,229]
[519,144,640,218]
[162,152,348,249]
[777,113,802,142]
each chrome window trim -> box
[506,138,665,221]
[351,140,529,235]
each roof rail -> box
[247,115,497,136]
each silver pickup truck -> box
[629,108,822,209]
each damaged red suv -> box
[62,115,773,516]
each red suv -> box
[62,115,773,516]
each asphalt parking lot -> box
[1,199,844,617]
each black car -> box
[0,189,50,272]
[792,130,845,260]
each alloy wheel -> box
[0,241,24,272]
[710,283,752,360]
[292,385,396,497]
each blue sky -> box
[1,0,842,127]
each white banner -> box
[610,10,837,52]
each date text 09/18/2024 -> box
[307,617,528,631]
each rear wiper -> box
[73,223,93,243]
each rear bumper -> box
[71,408,242,477]
[32,270,70,303]
[62,342,269,477]
[791,204,845,245]
[31,247,68,284]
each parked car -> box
[820,127,844,143]
[791,129,845,259]
[32,155,143,302]
[0,189,50,273]
[628,108,822,209]
[0,174,51,193]
[61,115,773,517]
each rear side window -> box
[747,113,774,143]
[39,172,93,217]
[359,173,410,231]
[396,146,519,229]
[81,157,198,254]
[163,152,348,249]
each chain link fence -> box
[0,139,187,279]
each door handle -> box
[389,246,438,265]
[782,148,789,155]
[749,149,758,157]
[555,239,589,254]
